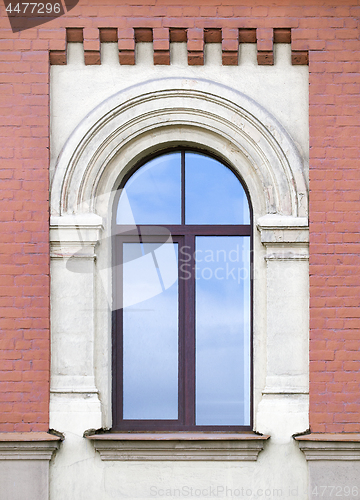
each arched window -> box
[113,150,252,431]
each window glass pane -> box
[123,242,179,420]
[185,152,250,225]
[117,152,181,225]
[195,236,250,426]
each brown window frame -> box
[112,148,253,432]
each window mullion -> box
[183,232,195,428]
[114,237,124,427]
[181,150,185,225]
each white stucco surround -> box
[49,43,309,499]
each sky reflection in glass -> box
[117,151,250,226]
[117,150,252,426]
[195,236,250,426]
[123,243,179,420]
[185,152,250,225]
[117,152,181,225]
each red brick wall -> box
[0,0,359,433]
[0,21,51,431]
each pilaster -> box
[49,214,103,434]
[256,215,309,440]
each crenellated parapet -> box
[49,26,309,66]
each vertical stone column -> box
[256,215,309,440]
[49,214,103,434]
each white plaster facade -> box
[49,41,310,499]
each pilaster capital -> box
[50,214,103,259]
[257,214,309,260]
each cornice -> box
[0,433,61,461]
[87,432,270,461]
[50,214,103,259]
[295,434,360,461]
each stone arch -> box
[50,78,308,220]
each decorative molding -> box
[0,433,61,461]
[265,254,308,261]
[257,214,309,261]
[257,214,308,227]
[262,374,309,396]
[50,214,103,259]
[87,433,269,461]
[50,388,99,394]
[296,434,360,461]
[50,375,99,395]
[50,79,308,220]
[263,387,309,395]
[257,215,309,244]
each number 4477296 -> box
[312,486,358,497]
[6,3,61,14]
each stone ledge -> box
[295,434,360,461]
[50,214,103,259]
[87,432,269,461]
[0,433,61,460]
[257,215,309,246]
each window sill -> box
[86,432,270,461]
[0,432,62,460]
[295,433,360,461]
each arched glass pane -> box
[117,152,181,225]
[185,152,250,225]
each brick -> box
[84,51,101,65]
[273,28,291,44]
[119,50,135,65]
[169,28,187,43]
[0,371,21,382]
[233,6,252,16]
[257,51,274,66]
[257,27,273,50]
[222,51,238,66]
[188,51,204,66]
[222,39,238,52]
[239,28,256,44]
[222,28,238,40]
[251,6,268,17]
[204,28,222,44]
[153,28,169,40]
[154,50,170,65]
[292,50,309,65]
[99,28,118,43]
[66,28,84,43]
[153,39,169,51]
[187,39,203,52]
[134,28,153,42]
